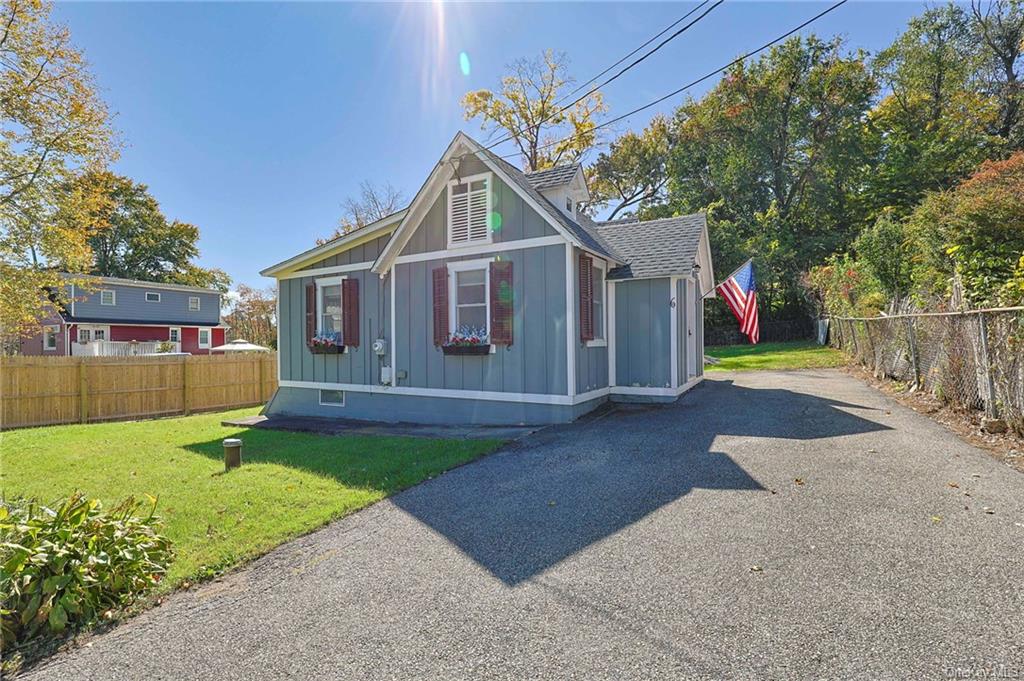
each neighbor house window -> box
[188,296,201,311]
[447,173,491,246]
[93,328,106,341]
[78,328,91,343]
[43,326,58,351]
[590,260,606,345]
[198,328,210,348]
[169,328,180,343]
[315,276,344,336]
[100,290,116,306]
[448,259,491,336]
[145,292,161,303]
[319,389,345,407]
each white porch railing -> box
[71,340,181,357]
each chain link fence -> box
[829,308,1024,435]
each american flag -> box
[716,259,759,344]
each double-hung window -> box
[589,260,607,346]
[100,290,116,306]
[447,173,491,247]
[448,260,491,337]
[43,326,58,351]
[198,328,211,348]
[188,296,201,312]
[316,276,344,337]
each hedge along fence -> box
[0,353,278,429]
[829,308,1024,435]
[705,317,815,346]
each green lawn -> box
[705,340,845,372]
[1,408,502,590]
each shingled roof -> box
[523,164,581,191]
[593,213,706,280]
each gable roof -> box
[260,209,407,277]
[473,147,620,262]
[593,213,708,281]
[523,164,581,191]
[372,133,622,273]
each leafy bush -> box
[0,493,173,649]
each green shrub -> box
[0,493,173,650]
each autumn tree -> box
[865,5,1000,218]
[224,284,277,349]
[970,0,1024,146]
[586,115,671,219]
[58,171,229,291]
[667,35,876,319]
[461,50,607,171]
[0,0,116,345]
[316,180,405,245]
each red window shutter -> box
[342,278,360,347]
[579,253,594,342]
[305,282,316,345]
[432,265,449,346]
[489,260,513,345]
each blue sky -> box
[55,1,926,292]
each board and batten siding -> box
[300,233,392,270]
[572,247,609,394]
[392,244,567,395]
[69,283,220,325]
[278,268,389,385]
[614,277,672,388]
[398,156,559,257]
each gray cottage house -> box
[261,132,714,425]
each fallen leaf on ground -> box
[983,507,995,514]
[794,478,805,486]
[931,515,942,524]
[948,482,959,489]
[750,565,763,573]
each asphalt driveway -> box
[25,370,1024,680]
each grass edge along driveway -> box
[2,408,503,590]
[705,340,844,372]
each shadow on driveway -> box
[391,378,891,585]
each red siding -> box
[179,326,222,355]
[109,325,170,342]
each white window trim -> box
[100,289,116,306]
[587,259,608,348]
[319,389,346,407]
[314,275,347,352]
[448,258,494,345]
[446,171,493,249]
[145,292,161,303]
[43,325,58,351]
[188,296,201,312]
[77,324,110,343]
[198,327,211,349]
[169,327,181,343]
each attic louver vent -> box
[448,175,490,246]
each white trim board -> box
[394,235,564,265]
[277,377,703,407]
[276,261,376,280]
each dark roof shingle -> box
[593,214,706,280]
[523,164,581,191]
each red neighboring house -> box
[20,275,228,356]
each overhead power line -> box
[477,0,724,156]
[491,0,849,165]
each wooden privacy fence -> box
[0,353,278,429]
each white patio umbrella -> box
[210,339,271,353]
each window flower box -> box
[309,333,344,354]
[442,344,491,356]
[442,326,490,356]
